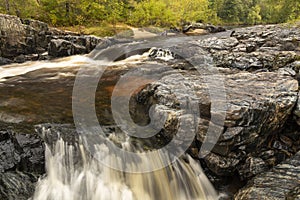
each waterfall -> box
[33,133,218,200]
[32,37,223,200]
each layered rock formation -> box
[134,24,300,198]
[0,130,44,200]
[234,151,300,200]
[0,14,102,65]
[0,21,299,199]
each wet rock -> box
[34,123,79,146]
[0,128,44,200]
[294,94,300,126]
[15,134,45,173]
[0,130,44,173]
[0,14,102,63]
[200,25,300,71]
[183,22,226,34]
[0,57,12,65]
[48,39,86,57]
[237,157,268,180]
[234,151,300,200]
[137,68,298,176]
[204,152,240,175]
[0,131,21,172]
[0,171,38,200]
[286,186,300,200]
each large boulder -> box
[137,69,298,177]
[0,14,48,59]
[48,35,103,57]
[48,39,86,57]
[182,22,226,35]
[0,130,44,173]
[194,25,300,71]
[234,151,300,200]
[0,14,102,64]
[0,171,38,200]
[0,130,44,200]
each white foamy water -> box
[33,133,219,200]
[0,56,97,82]
[1,46,221,200]
[0,53,152,82]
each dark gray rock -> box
[198,25,300,71]
[15,133,45,174]
[0,171,38,200]
[0,14,102,63]
[0,129,44,200]
[137,69,298,175]
[48,39,86,57]
[234,151,300,200]
[286,186,300,200]
[294,94,300,126]
[182,22,226,34]
[0,131,21,172]
[0,57,12,65]
[0,130,44,173]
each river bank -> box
[0,14,299,200]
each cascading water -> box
[30,36,226,200]
[33,129,218,200]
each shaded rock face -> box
[0,130,44,173]
[0,130,44,200]
[0,14,102,64]
[48,35,103,57]
[0,23,299,199]
[0,171,38,200]
[138,70,298,176]
[183,22,226,35]
[294,94,300,126]
[133,24,300,196]
[234,151,300,200]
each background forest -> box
[1,0,300,35]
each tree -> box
[129,0,174,26]
[218,0,244,23]
[246,5,261,25]
[5,0,10,14]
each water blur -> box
[0,39,223,200]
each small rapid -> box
[4,35,226,200]
[33,129,218,200]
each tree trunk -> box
[66,1,70,17]
[5,0,10,14]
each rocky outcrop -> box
[183,22,226,35]
[134,24,300,196]
[198,25,300,71]
[137,69,298,176]
[0,130,44,173]
[0,23,299,199]
[234,151,300,200]
[0,171,38,200]
[0,130,44,200]
[0,14,102,64]
[294,93,300,126]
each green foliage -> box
[210,0,300,24]
[246,5,261,25]
[129,0,175,26]
[0,0,299,29]
[0,0,40,19]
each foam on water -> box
[28,38,224,199]
[33,132,219,200]
[0,56,96,82]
